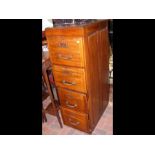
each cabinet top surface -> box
[45,20,108,36]
[52,20,97,28]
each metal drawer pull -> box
[65,101,77,108]
[68,118,80,126]
[58,54,72,60]
[62,80,76,86]
[58,42,68,48]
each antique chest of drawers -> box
[45,20,110,133]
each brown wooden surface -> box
[42,90,49,101]
[48,36,83,51]
[52,65,86,93]
[48,36,84,67]
[45,102,59,116]
[45,20,109,133]
[49,49,84,67]
[58,88,87,113]
[45,20,107,36]
[45,27,85,36]
[84,26,110,131]
[42,40,47,46]
[61,107,88,132]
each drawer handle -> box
[58,42,68,48]
[58,54,72,60]
[62,80,76,86]
[68,118,80,126]
[66,101,77,108]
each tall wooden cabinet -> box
[45,20,110,133]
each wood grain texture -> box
[49,50,84,67]
[45,20,110,133]
[58,88,87,113]
[84,24,110,131]
[48,36,83,51]
[52,65,87,93]
[45,27,84,36]
[48,36,85,67]
[61,107,88,132]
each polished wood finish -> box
[58,88,87,113]
[48,36,84,67]
[52,65,86,93]
[61,107,88,132]
[84,28,110,130]
[48,36,83,51]
[45,20,109,133]
[49,49,84,67]
[45,27,85,36]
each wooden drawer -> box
[49,50,84,67]
[58,88,87,113]
[48,37,84,67]
[52,65,87,93]
[61,107,88,132]
[48,36,83,51]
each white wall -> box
[42,19,53,31]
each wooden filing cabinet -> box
[45,20,110,133]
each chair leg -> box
[42,111,47,122]
[42,68,63,128]
[42,103,47,123]
[56,111,63,128]
[53,100,63,128]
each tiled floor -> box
[42,85,113,135]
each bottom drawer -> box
[61,107,88,132]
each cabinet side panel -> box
[99,28,110,110]
[85,26,110,131]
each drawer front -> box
[48,36,83,51]
[58,88,87,113]
[50,50,84,67]
[48,36,84,67]
[52,65,87,93]
[61,107,88,132]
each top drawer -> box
[48,36,83,52]
[47,37,84,67]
